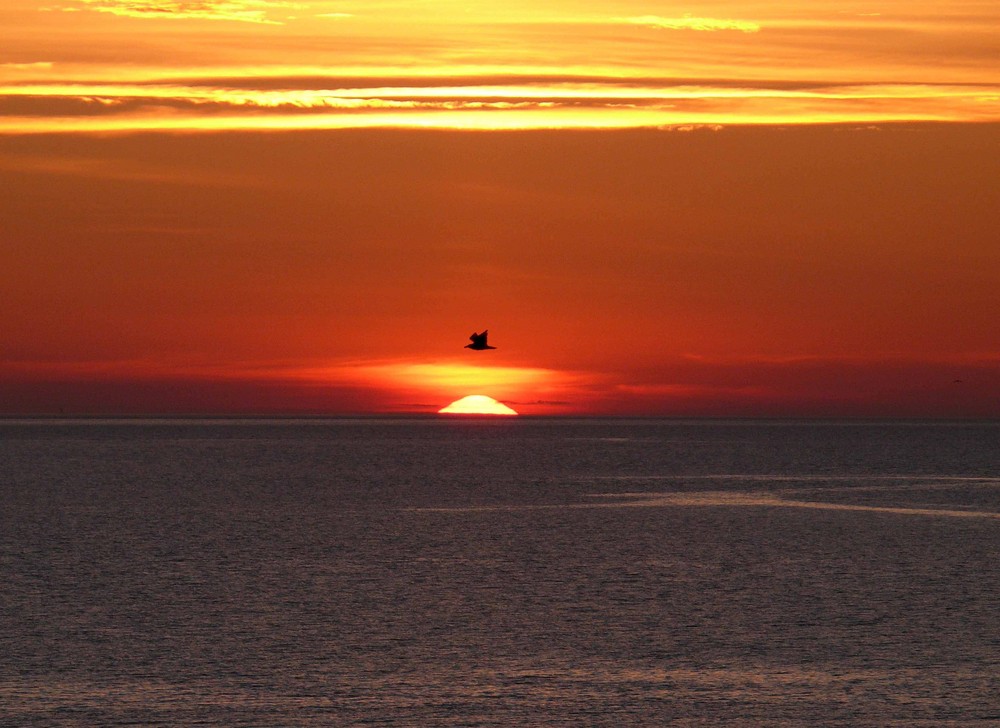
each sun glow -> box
[439,395,519,415]
[359,362,552,394]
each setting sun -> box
[438,395,519,416]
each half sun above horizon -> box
[438,395,519,415]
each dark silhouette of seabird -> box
[465,330,496,350]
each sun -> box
[438,395,519,415]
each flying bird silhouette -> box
[465,330,496,350]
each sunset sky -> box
[2,0,999,415]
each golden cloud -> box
[622,15,761,33]
[74,0,302,24]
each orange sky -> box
[2,1,999,415]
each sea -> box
[1,417,998,726]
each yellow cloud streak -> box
[361,363,550,391]
[622,15,761,33]
[73,0,302,24]
[2,79,996,133]
[11,80,997,101]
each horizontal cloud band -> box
[2,77,998,132]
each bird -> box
[465,330,496,350]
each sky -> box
[2,0,999,415]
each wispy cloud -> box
[622,15,761,33]
[4,1,997,131]
[73,0,302,24]
[2,76,998,132]
[1,62,56,70]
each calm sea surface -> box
[1,418,998,726]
